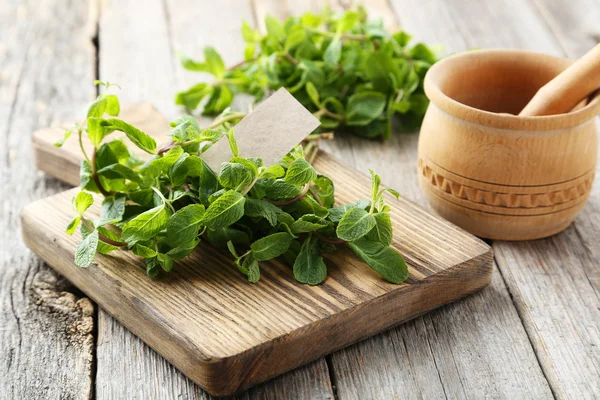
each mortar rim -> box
[424,48,600,130]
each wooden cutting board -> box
[24,104,493,396]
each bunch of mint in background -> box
[175,6,439,140]
[58,85,408,285]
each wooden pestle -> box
[519,43,600,116]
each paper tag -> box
[202,88,321,171]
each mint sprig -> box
[59,89,408,285]
[175,6,439,139]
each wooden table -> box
[1,0,598,398]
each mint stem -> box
[81,217,127,247]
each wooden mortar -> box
[418,49,600,240]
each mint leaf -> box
[285,158,317,186]
[312,175,335,208]
[203,47,226,78]
[74,191,94,216]
[157,253,174,272]
[66,217,81,235]
[324,37,342,65]
[328,200,370,222]
[75,230,99,268]
[175,83,213,109]
[346,91,386,126]
[291,215,327,234]
[336,207,376,241]
[243,255,260,283]
[349,238,408,284]
[293,235,327,285]
[97,163,141,183]
[202,190,245,230]
[366,212,393,246]
[266,179,301,200]
[219,162,252,189]
[251,232,292,261]
[166,204,205,246]
[121,205,170,243]
[244,198,280,227]
[102,119,157,154]
[101,195,126,222]
[227,128,239,158]
[132,244,157,258]
[265,15,286,43]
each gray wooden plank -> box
[493,1,600,398]
[95,0,334,398]
[391,0,600,398]
[0,0,98,398]
[252,0,554,399]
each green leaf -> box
[349,238,408,283]
[166,204,205,247]
[177,50,209,72]
[312,175,335,208]
[54,128,72,147]
[166,239,199,260]
[129,244,156,259]
[285,28,306,51]
[260,165,285,179]
[121,204,170,243]
[241,20,259,42]
[285,158,317,186]
[337,11,359,32]
[370,169,381,201]
[101,195,126,221]
[244,198,280,227]
[346,91,386,126]
[305,81,321,108]
[243,254,260,283]
[291,216,327,234]
[157,253,174,272]
[75,230,99,268]
[328,200,370,223]
[74,191,94,216]
[145,258,160,277]
[202,190,245,230]
[293,235,327,285]
[206,226,249,247]
[323,37,342,65]
[266,179,301,200]
[251,232,293,261]
[102,119,157,154]
[203,47,226,78]
[366,212,393,246]
[104,95,120,116]
[336,207,376,241]
[97,163,142,183]
[175,83,213,110]
[80,160,98,192]
[265,15,286,43]
[219,162,252,189]
[66,217,81,235]
[227,128,239,157]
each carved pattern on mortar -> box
[418,159,594,209]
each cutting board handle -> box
[519,44,600,116]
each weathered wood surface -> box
[5,0,600,398]
[392,0,600,398]
[24,103,493,395]
[0,0,97,399]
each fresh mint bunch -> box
[58,86,408,285]
[175,6,439,139]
